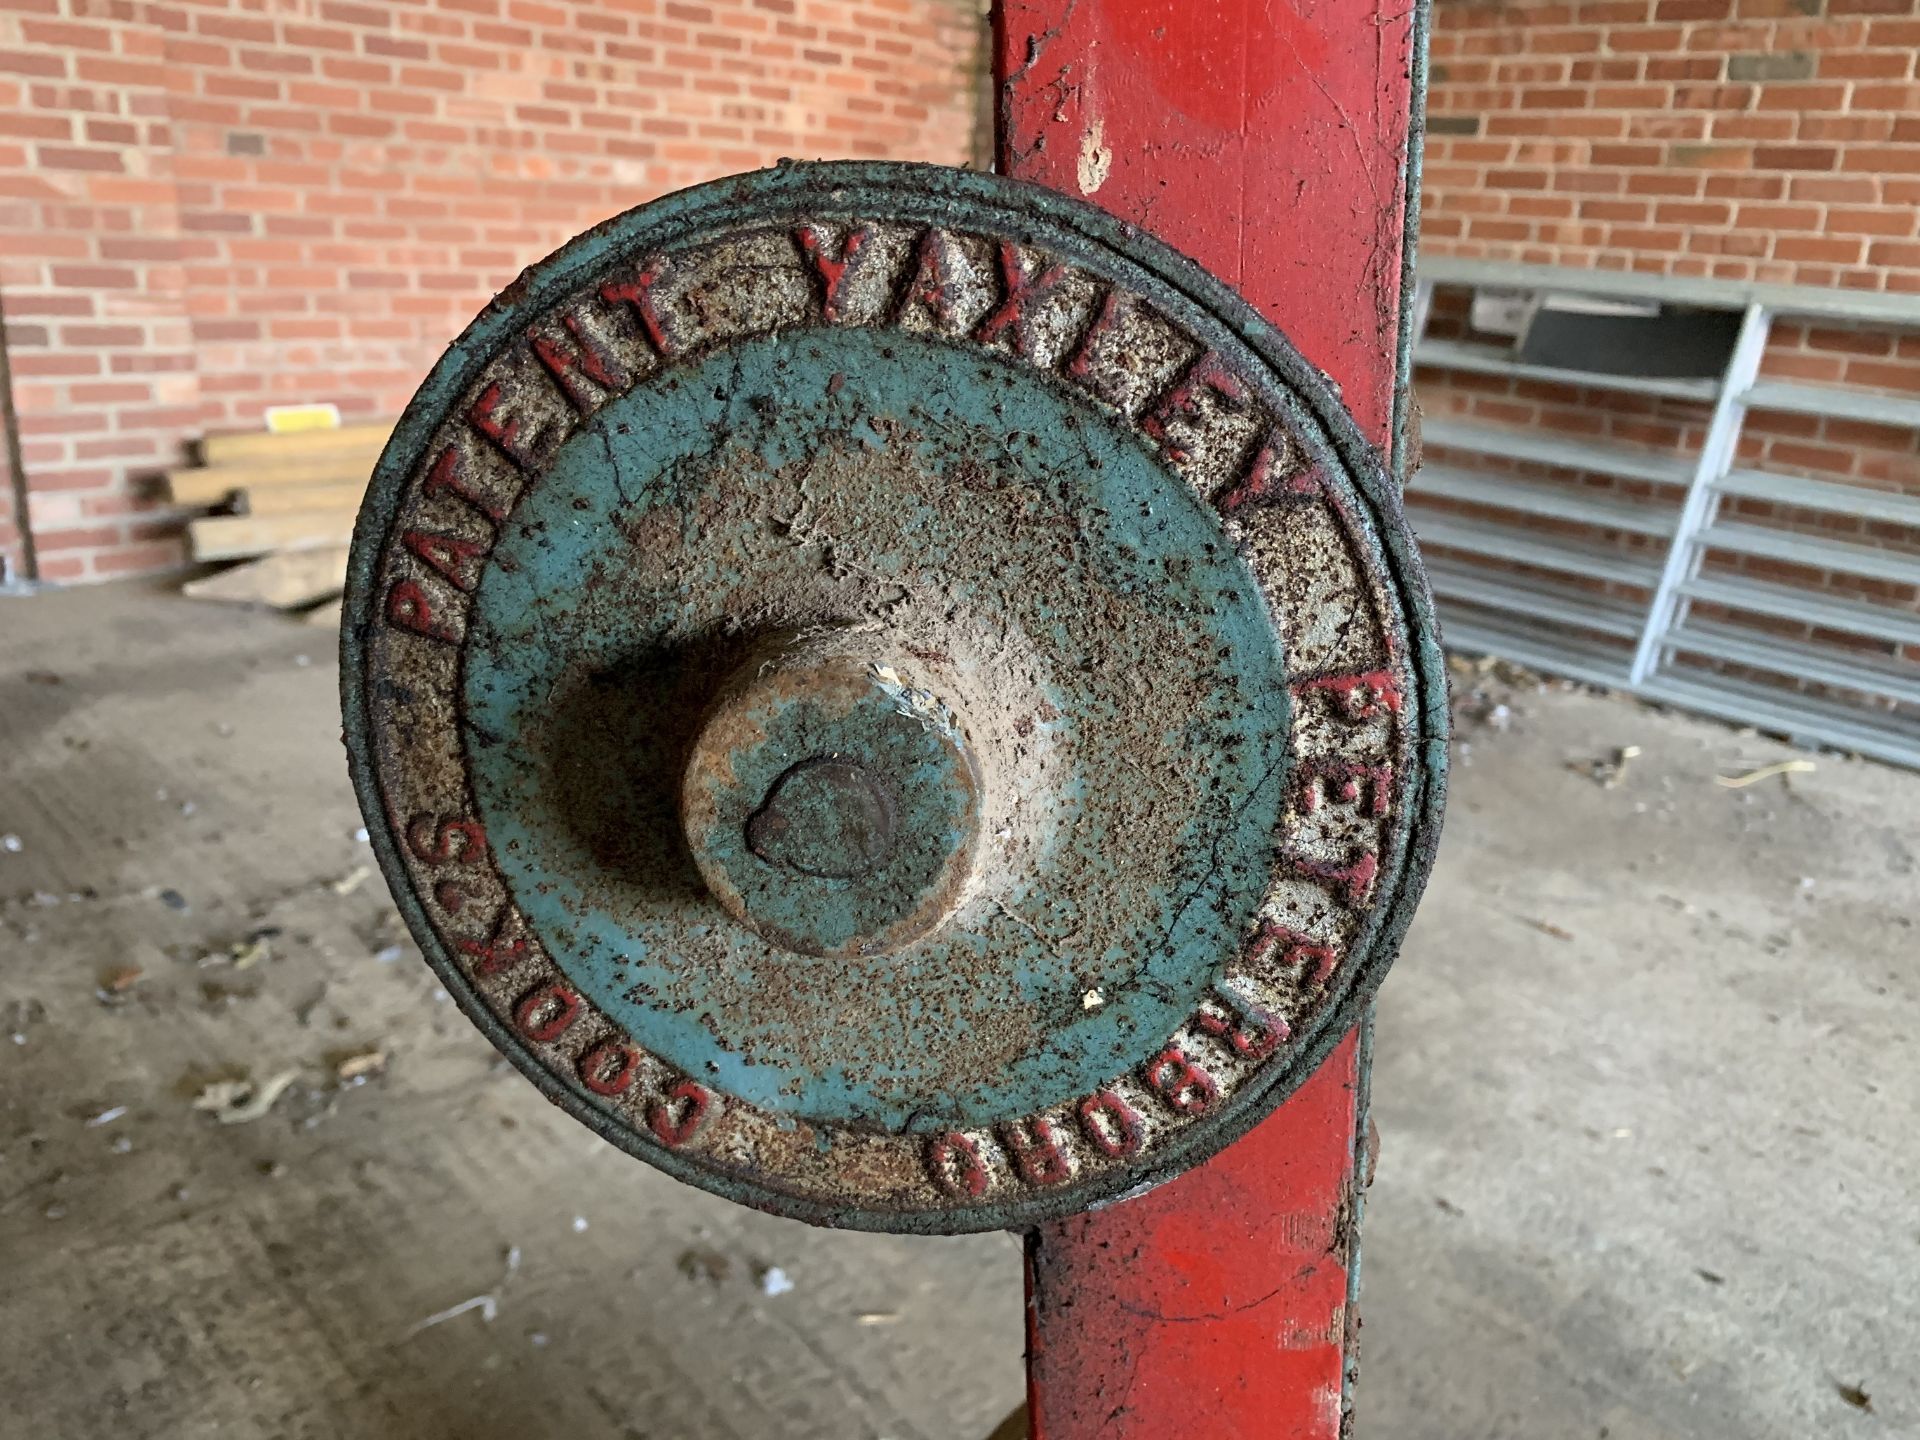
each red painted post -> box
[995,3,1423,1434]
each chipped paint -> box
[1076,112,1112,195]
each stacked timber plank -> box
[170,420,390,624]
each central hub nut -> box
[745,757,899,879]
[680,632,985,959]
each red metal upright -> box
[995,3,1424,1434]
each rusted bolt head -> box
[681,632,984,958]
[745,757,898,879]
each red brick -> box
[1737,203,1824,229]
[1755,145,1841,169]
[1868,240,1920,268]
[1712,114,1798,142]
[1571,57,1647,81]
[1750,82,1851,110]
[34,555,88,581]
[364,35,432,61]
[47,264,141,289]
[1798,116,1896,143]
[72,57,166,87]
[1607,25,1688,51]
[34,524,122,553]
[1625,170,1707,196]
[1552,169,1626,193]
[34,144,123,172]
[1593,83,1675,107]
[281,24,358,53]
[1655,0,1734,17]
[0,51,71,79]
[1590,143,1666,166]
[1656,200,1734,225]
[1817,50,1914,78]
[1828,205,1919,237]
[1520,86,1590,108]
[1852,81,1920,109]
[92,541,186,575]
[1840,145,1920,173]
[0,112,74,141]
[1772,234,1869,264]
[1644,56,1729,80]
[1805,330,1897,359]
[20,21,116,53]
[1581,198,1654,222]
[1789,174,1882,202]
[1630,113,1709,140]
[61,324,145,347]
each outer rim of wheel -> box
[341,160,1448,1233]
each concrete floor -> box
[0,580,1912,1439]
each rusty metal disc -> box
[342,161,1447,1233]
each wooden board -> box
[182,546,351,608]
[188,513,357,562]
[200,421,392,466]
[303,598,344,629]
[240,481,365,517]
[166,447,385,505]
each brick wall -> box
[0,0,983,584]
[1415,0,1920,710]
[1423,0,1920,290]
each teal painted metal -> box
[460,327,1292,1130]
[342,161,1448,1232]
[682,635,989,961]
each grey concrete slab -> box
[0,582,1911,1437]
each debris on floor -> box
[231,930,276,970]
[1568,744,1641,788]
[407,1245,521,1337]
[1833,1378,1874,1414]
[94,966,145,1004]
[676,1247,732,1285]
[329,865,371,896]
[6,998,45,1045]
[756,1264,795,1297]
[407,1292,499,1334]
[331,1047,386,1084]
[191,1070,299,1125]
[1716,758,1817,789]
[197,928,280,972]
